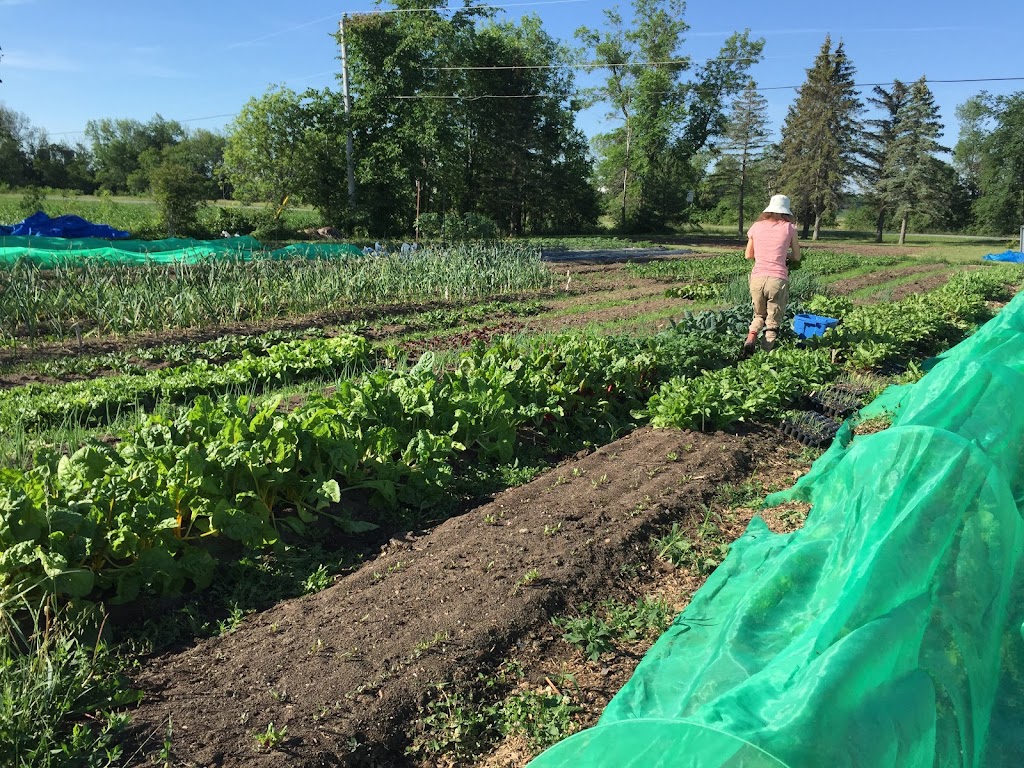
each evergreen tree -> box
[717,79,770,235]
[862,80,910,241]
[878,76,946,244]
[778,35,863,240]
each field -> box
[0,234,1021,767]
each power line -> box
[391,75,1024,100]
[36,75,1024,137]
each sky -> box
[1,0,1023,152]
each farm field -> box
[0,237,1021,767]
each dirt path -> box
[125,426,765,767]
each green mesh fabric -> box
[0,236,363,266]
[530,291,1024,767]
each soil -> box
[827,263,949,296]
[122,425,804,767]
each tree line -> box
[1,0,1023,239]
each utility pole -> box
[339,15,356,210]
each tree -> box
[0,103,35,188]
[715,80,770,235]
[458,17,598,234]
[577,0,688,230]
[862,80,910,241]
[877,77,946,244]
[222,86,311,219]
[30,136,96,192]
[342,3,597,236]
[149,147,207,236]
[85,115,186,193]
[341,5,479,235]
[778,36,863,240]
[578,0,762,231]
[955,91,1024,234]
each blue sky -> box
[1,0,1022,150]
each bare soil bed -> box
[123,426,807,767]
[827,263,950,295]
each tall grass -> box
[0,600,129,768]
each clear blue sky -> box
[2,0,1022,151]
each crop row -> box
[629,249,904,282]
[0,334,374,435]
[0,243,555,341]
[646,264,1024,431]
[0,331,734,607]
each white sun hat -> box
[763,194,793,215]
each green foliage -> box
[148,154,207,237]
[17,186,46,218]
[0,327,743,610]
[0,244,556,342]
[222,86,309,217]
[777,35,864,239]
[84,115,187,195]
[344,9,597,236]
[500,688,578,751]
[664,283,721,301]
[254,722,288,750]
[0,603,136,767]
[804,293,854,318]
[0,333,374,434]
[579,0,763,231]
[957,92,1024,234]
[552,610,616,661]
[417,211,499,241]
[647,347,836,430]
[876,77,947,244]
[553,596,675,661]
[652,521,730,574]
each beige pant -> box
[748,275,789,341]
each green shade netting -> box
[0,236,364,266]
[530,291,1024,768]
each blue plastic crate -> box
[793,313,839,339]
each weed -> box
[413,631,449,658]
[254,722,288,750]
[520,568,541,586]
[500,689,579,751]
[216,603,249,635]
[303,564,332,594]
[551,609,615,661]
[406,684,498,761]
[544,522,562,536]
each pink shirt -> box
[747,220,796,279]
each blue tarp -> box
[0,211,130,239]
[983,250,1024,264]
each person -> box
[742,194,801,356]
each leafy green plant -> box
[500,689,578,751]
[254,722,288,750]
[551,609,616,661]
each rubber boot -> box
[762,333,777,353]
[742,331,758,358]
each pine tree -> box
[879,76,946,244]
[778,35,863,240]
[862,80,910,242]
[718,80,770,235]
